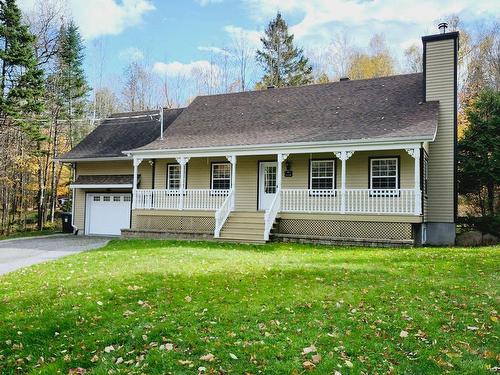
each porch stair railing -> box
[214,189,234,238]
[264,189,281,241]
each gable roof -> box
[59,108,183,161]
[135,73,438,152]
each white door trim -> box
[258,161,277,211]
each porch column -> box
[176,156,190,210]
[226,155,237,208]
[405,147,422,215]
[334,151,354,214]
[132,157,143,209]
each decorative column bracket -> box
[334,151,354,214]
[405,148,419,159]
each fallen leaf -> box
[96,301,103,306]
[302,345,317,355]
[115,357,123,364]
[229,353,238,360]
[104,346,114,353]
[345,360,353,368]
[303,361,315,370]
[178,359,193,366]
[467,326,479,331]
[400,330,409,338]
[200,353,215,362]
[159,343,174,351]
[68,368,86,374]
[185,296,192,303]
[312,354,322,364]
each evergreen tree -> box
[256,12,313,88]
[56,20,89,147]
[458,89,500,216]
[0,0,45,137]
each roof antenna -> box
[159,107,164,140]
[438,22,448,34]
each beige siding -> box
[282,151,415,189]
[425,38,456,223]
[73,188,86,231]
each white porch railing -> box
[214,189,234,237]
[264,189,281,241]
[281,189,417,215]
[134,189,230,210]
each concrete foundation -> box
[425,222,456,246]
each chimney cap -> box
[339,77,350,82]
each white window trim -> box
[309,159,336,191]
[370,157,399,190]
[167,163,182,190]
[211,162,231,190]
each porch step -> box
[217,211,268,243]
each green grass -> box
[0,240,498,374]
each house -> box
[59,30,458,246]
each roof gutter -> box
[56,156,132,163]
[123,135,435,158]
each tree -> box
[403,44,422,73]
[347,34,394,80]
[458,89,500,216]
[0,0,45,131]
[122,61,156,111]
[256,12,312,88]
[0,0,45,235]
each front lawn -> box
[0,240,498,374]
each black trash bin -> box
[61,213,73,233]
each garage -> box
[85,193,131,235]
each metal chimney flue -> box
[438,22,448,34]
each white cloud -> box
[119,47,145,61]
[198,46,232,56]
[153,60,221,77]
[242,0,499,39]
[195,0,223,5]
[18,0,155,40]
[224,25,261,46]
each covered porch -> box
[129,142,425,242]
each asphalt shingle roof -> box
[60,108,183,160]
[136,73,438,152]
[72,175,136,185]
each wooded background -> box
[0,1,498,236]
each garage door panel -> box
[86,194,131,235]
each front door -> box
[259,162,277,210]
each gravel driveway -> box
[0,235,110,276]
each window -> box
[103,196,110,202]
[93,196,100,202]
[167,164,181,190]
[211,163,231,190]
[123,195,131,202]
[113,196,121,202]
[370,158,399,189]
[310,160,335,190]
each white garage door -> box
[85,193,131,235]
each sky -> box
[18,0,500,103]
